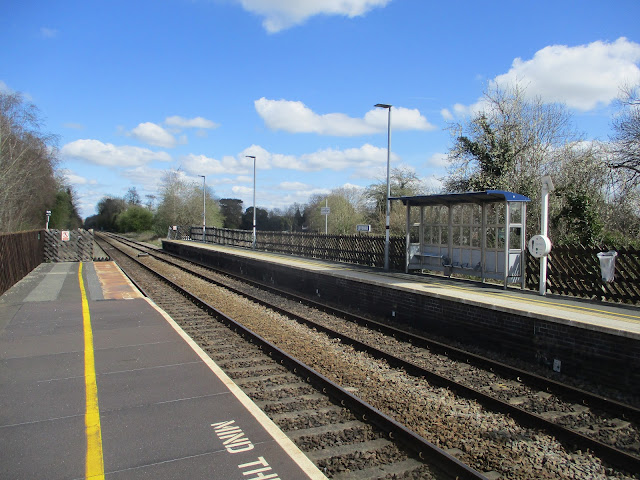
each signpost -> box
[321,202,330,234]
[356,224,371,232]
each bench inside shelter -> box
[391,190,530,289]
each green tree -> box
[86,197,126,231]
[551,186,602,245]
[240,207,269,231]
[219,198,243,229]
[49,186,82,229]
[116,205,153,233]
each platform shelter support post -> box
[481,203,487,283]
[405,201,411,273]
[504,201,510,289]
[521,203,527,290]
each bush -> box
[116,205,153,233]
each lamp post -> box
[375,103,392,270]
[246,155,257,249]
[199,175,206,243]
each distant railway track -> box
[98,233,640,479]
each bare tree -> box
[0,92,59,232]
[445,83,577,199]
[609,84,640,188]
[364,167,428,235]
[153,170,222,236]
[305,190,365,235]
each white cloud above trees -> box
[61,139,171,167]
[130,122,177,148]
[442,37,640,119]
[126,116,219,147]
[255,98,435,136]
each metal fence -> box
[0,230,44,296]
[180,226,406,270]
[44,229,94,262]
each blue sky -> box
[2,0,640,219]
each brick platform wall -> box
[164,241,640,395]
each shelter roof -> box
[390,190,530,206]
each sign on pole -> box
[320,207,330,215]
[356,224,371,232]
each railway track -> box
[98,233,640,479]
[97,234,483,480]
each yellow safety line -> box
[79,263,105,479]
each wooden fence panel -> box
[526,245,640,304]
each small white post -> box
[539,176,554,295]
[325,198,328,235]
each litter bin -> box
[596,251,617,283]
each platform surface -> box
[0,261,325,480]
[165,240,640,339]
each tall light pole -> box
[246,155,257,249]
[375,103,392,270]
[199,175,206,243]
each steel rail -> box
[103,234,640,473]
[111,234,640,421]
[98,234,488,480]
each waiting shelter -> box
[391,190,530,288]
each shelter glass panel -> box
[452,227,461,246]
[471,227,481,247]
[509,226,522,249]
[510,202,522,224]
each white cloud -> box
[492,37,640,110]
[180,143,396,180]
[426,152,449,169]
[61,139,172,167]
[181,153,254,176]
[445,37,640,118]
[440,108,454,121]
[165,115,219,129]
[255,97,435,136]
[121,165,168,191]
[236,0,391,33]
[232,185,253,196]
[130,122,177,148]
[279,181,311,190]
[59,169,97,186]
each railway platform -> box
[0,261,326,480]
[162,240,640,394]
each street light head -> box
[246,155,256,159]
[375,103,392,109]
